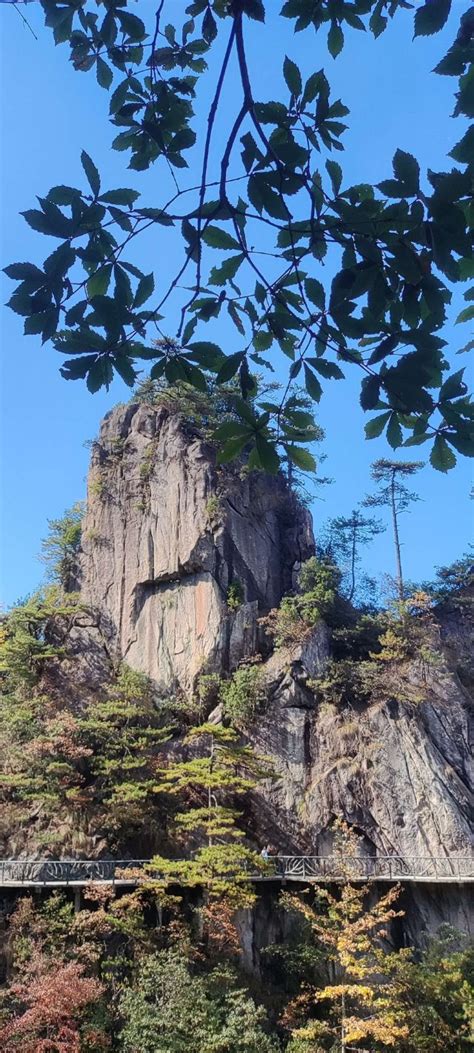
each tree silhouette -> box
[326,508,385,603]
[364,459,423,601]
[4,1,473,473]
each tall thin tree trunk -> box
[208,736,214,846]
[348,524,357,602]
[390,472,403,601]
[341,988,346,1053]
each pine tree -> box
[364,460,423,601]
[150,723,269,909]
[326,509,385,603]
[40,503,84,591]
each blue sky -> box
[0,1,472,607]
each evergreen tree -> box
[150,723,269,908]
[364,460,423,601]
[326,509,385,603]
[40,503,84,591]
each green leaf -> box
[253,102,287,124]
[364,411,392,438]
[24,307,58,340]
[209,254,244,286]
[360,375,381,410]
[403,433,430,447]
[213,421,252,442]
[134,273,155,308]
[216,352,245,383]
[253,330,273,352]
[456,305,474,324]
[304,365,323,402]
[449,126,474,165]
[386,412,403,449]
[202,7,217,43]
[445,433,474,458]
[86,358,114,393]
[217,434,250,463]
[114,356,137,387]
[87,265,113,298]
[328,22,344,58]
[81,151,101,197]
[369,2,387,38]
[186,341,225,370]
[202,227,240,250]
[283,56,302,97]
[377,179,405,198]
[326,160,342,195]
[439,369,467,401]
[109,79,130,116]
[96,57,113,90]
[4,262,44,281]
[60,355,98,381]
[114,265,133,307]
[21,209,68,238]
[255,433,280,474]
[286,446,316,472]
[302,70,325,106]
[100,189,140,207]
[368,335,398,365]
[457,339,474,356]
[430,434,456,472]
[392,149,420,195]
[47,185,82,207]
[459,258,474,281]
[309,358,344,380]
[303,275,326,307]
[414,0,451,37]
[116,10,146,40]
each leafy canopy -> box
[4,0,473,473]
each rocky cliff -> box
[80,402,313,696]
[76,402,473,909]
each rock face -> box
[80,402,314,696]
[78,400,473,937]
[246,635,473,866]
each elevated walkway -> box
[1,855,472,888]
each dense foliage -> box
[4,0,473,473]
[0,864,472,1052]
[0,516,473,1049]
[40,503,84,590]
[0,608,173,848]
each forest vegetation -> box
[1,0,473,1050]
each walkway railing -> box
[271,855,474,881]
[0,855,472,887]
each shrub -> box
[220,664,266,728]
[205,494,222,526]
[139,447,155,481]
[196,673,222,710]
[267,557,344,647]
[309,659,382,707]
[226,581,244,611]
[89,474,107,500]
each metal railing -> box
[0,855,472,887]
[268,855,474,882]
[0,859,148,886]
